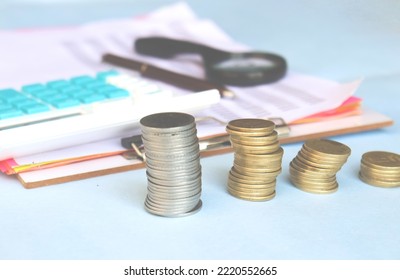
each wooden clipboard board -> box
[12,107,393,188]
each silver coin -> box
[146,169,201,183]
[147,187,201,199]
[143,142,199,154]
[147,192,201,204]
[144,199,202,218]
[147,179,201,192]
[144,148,200,160]
[140,112,203,217]
[146,156,201,167]
[146,167,201,180]
[142,128,198,141]
[142,137,198,150]
[144,201,197,216]
[140,112,195,133]
[145,196,199,213]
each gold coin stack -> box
[226,118,283,201]
[289,139,351,194]
[359,151,400,188]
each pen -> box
[102,53,234,98]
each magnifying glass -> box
[135,37,287,86]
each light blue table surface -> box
[0,0,399,260]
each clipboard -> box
[11,107,393,188]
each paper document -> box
[0,3,392,188]
[0,2,359,130]
[0,2,371,187]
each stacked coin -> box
[359,151,400,188]
[289,139,351,194]
[140,112,202,217]
[226,118,283,201]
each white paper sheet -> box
[1,2,361,170]
[0,2,359,124]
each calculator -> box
[0,70,220,159]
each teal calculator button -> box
[47,80,70,89]
[79,94,106,104]
[21,84,47,94]
[41,93,70,104]
[96,70,119,80]
[0,88,20,96]
[67,89,93,98]
[30,89,58,98]
[106,89,130,98]
[59,85,82,94]
[84,80,106,90]
[0,103,13,111]
[70,75,96,85]
[0,109,24,119]
[51,99,81,109]
[1,93,28,103]
[13,99,40,108]
[94,85,117,94]
[21,104,51,114]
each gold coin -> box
[303,139,351,159]
[234,154,283,163]
[227,118,275,132]
[360,165,400,180]
[229,131,278,146]
[232,141,280,154]
[233,163,282,175]
[359,172,400,188]
[289,160,336,178]
[290,174,338,187]
[228,188,276,201]
[289,165,336,181]
[228,175,276,190]
[299,146,348,164]
[361,161,400,175]
[291,182,338,194]
[234,160,282,171]
[294,155,339,174]
[234,159,282,170]
[230,167,278,183]
[361,151,400,170]
[290,179,338,191]
[233,159,282,172]
[234,147,284,160]
[227,186,275,197]
[290,176,338,190]
[227,187,275,198]
[229,137,278,147]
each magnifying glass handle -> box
[135,37,227,59]
[135,36,288,86]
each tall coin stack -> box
[140,112,202,217]
[226,118,283,201]
[359,151,400,188]
[289,139,351,194]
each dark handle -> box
[134,36,227,59]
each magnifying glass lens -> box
[135,37,287,86]
[214,57,276,72]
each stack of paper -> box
[0,2,392,188]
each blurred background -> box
[1,0,399,114]
[0,0,400,261]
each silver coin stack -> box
[140,112,202,217]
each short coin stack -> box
[289,139,351,194]
[226,118,283,201]
[359,151,400,188]
[140,112,202,217]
